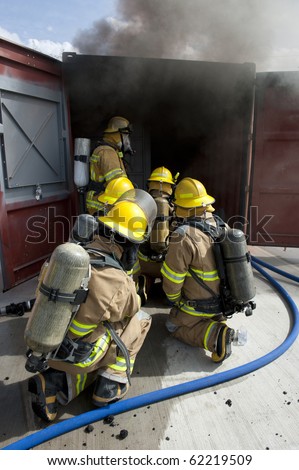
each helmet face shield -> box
[103,117,134,155]
[98,189,157,243]
[121,133,134,156]
[116,189,157,237]
[119,124,133,135]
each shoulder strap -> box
[86,248,124,271]
[184,215,226,297]
[185,215,225,241]
[99,139,119,151]
[188,268,218,298]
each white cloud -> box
[0,27,77,61]
[27,39,78,60]
[262,47,299,72]
[0,27,22,45]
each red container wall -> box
[0,39,77,291]
[250,72,299,247]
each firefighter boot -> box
[92,376,129,407]
[28,368,67,422]
[212,326,235,363]
[137,274,148,306]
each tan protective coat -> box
[161,213,228,354]
[86,143,127,214]
[47,236,151,400]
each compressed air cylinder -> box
[150,197,170,254]
[24,243,90,354]
[221,228,256,303]
[74,138,91,188]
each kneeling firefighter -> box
[133,167,178,304]
[25,188,157,422]
[161,177,256,363]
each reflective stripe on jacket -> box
[161,215,221,316]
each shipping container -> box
[0,39,77,292]
[1,39,299,291]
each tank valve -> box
[245,300,256,316]
[25,350,49,373]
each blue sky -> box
[0,0,116,57]
[1,0,299,72]
[0,0,116,43]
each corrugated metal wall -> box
[0,39,76,291]
[250,72,299,247]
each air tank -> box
[150,197,170,254]
[24,242,90,355]
[74,137,90,189]
[221,228,256,303]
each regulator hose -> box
[3,259,299,450]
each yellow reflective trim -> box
[167,292,181,300]
[187,269,219,282]
[179,302,221,317]
[75,332,111,368]
[69,318,98,337]
[104,168,124,181]
[138,251,156,264]
[90,153,100,163]
[85,199,104,211]
[161,262,186,284]
[75,373,87,396]
[138,251,149,262]
[203,321,217,350]
[109,356,135,372]
[132,260,140,275]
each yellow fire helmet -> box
[174,177,215,217]
[98,188,157,243]
[148,167,175,185]
[104,116,132,134]
[147,167,179,196]
[98,177,134,205]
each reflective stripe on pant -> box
[167,306,226,352]
[99,310,152,383]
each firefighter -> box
[133,167,177,304]
[161,177,235,363]
[27,189,157,422]
[97,176,135,216]
[86,116,133,215]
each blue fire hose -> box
[2,257,299,450]
[251,255,299,283]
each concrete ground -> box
[0,245,299,450]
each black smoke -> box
[73,0,273,65]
